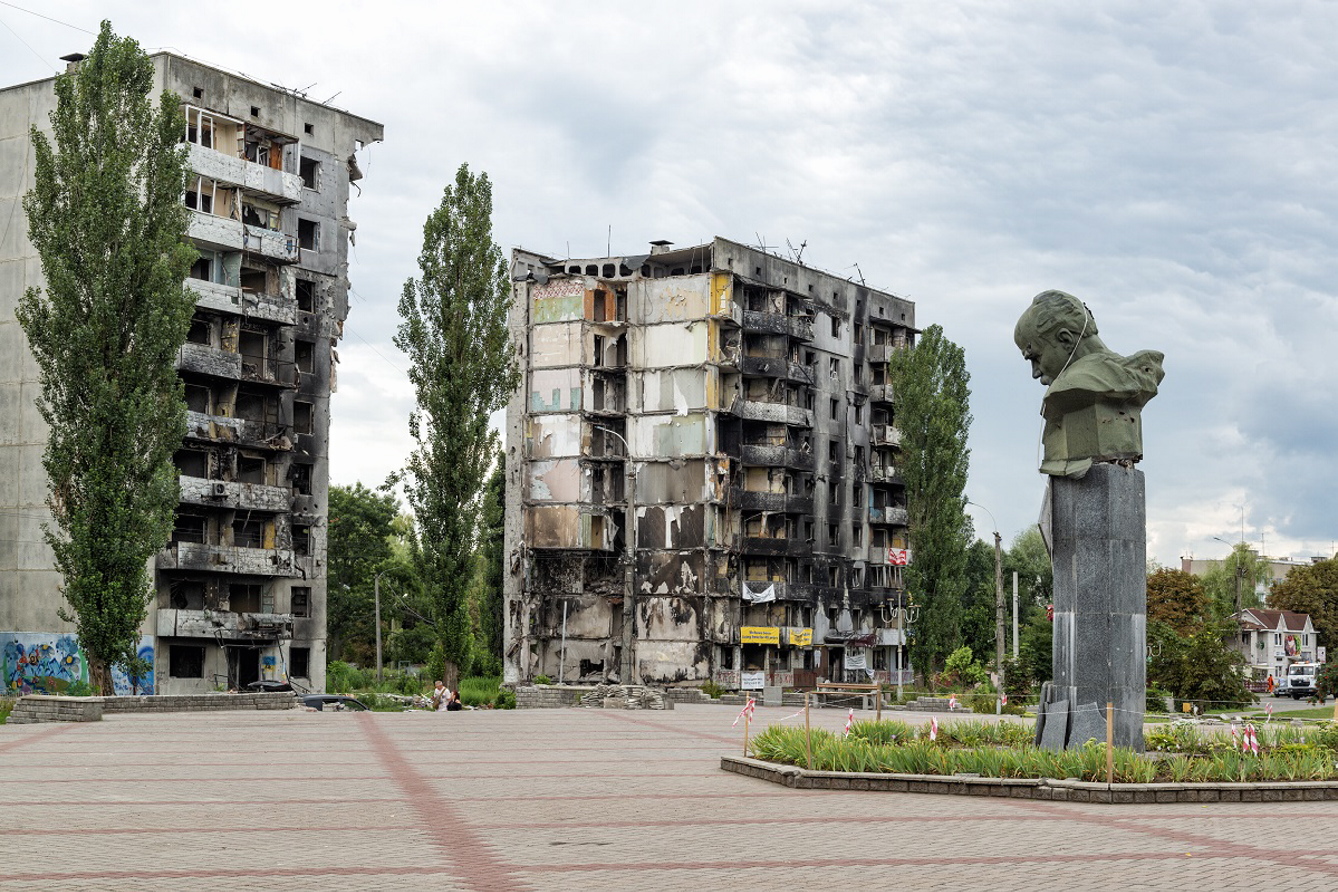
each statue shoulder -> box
[1047,349,1164,407]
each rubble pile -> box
[576,683,673,710]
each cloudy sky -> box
[4,1,1335,566]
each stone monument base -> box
[1039,462,1146,751]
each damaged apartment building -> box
[0,54,382,695]
[503,237,917,690]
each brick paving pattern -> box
[3,703,1336,890]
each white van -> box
[1283,662,1322,699]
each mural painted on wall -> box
[2,633,154,695]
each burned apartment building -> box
[0,54,382,695]
[503,237,917,690]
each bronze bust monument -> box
[1014,290,1164,478]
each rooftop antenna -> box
[754,232,777,254]
[786,239,807,264]
[607,224,611,257]
[321,91,342,105]
[850,263,866,286]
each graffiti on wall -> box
[2,633,154,695]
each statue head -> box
[1014,290,1098,386]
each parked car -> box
[244,680,293,693]
[301,694,368,711]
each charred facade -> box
[503,238,916,689]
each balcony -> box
[739,444,816,471]
[737,490,815,515]
[869,384,894,404]
[186,279,296,326]
[187,143,303,205]
[178,476,292,512]
[156,607,294,641]
[185,411,292,451]
[740,536,809,557]
[871,424,902,447]
[870,464,902,484]
[868,505,910,526]
[178,342,242,379]
[868,344,893,364]
[187,212,299,263]
[740,581,816,603]
[738,401,813,427]
[158,541,300,577]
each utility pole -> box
[373,567,391,683]
[994,531,1005,708]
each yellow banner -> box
[788,627,813,647]
[740,626,780,645]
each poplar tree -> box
[887,324,973,679]
[395,165,518,682]
[18,22,196,694]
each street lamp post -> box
[968,500,1006,710]
[373,567,392,683]
[595,426,637,686]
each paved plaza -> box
[3,703,1337,891]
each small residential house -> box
[1229,608,1318,682]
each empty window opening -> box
[237,455,267,485]
[232,519,266,550]
[292,524,311,556]
[298,218,319,251]
[169,645,205,678]
[230,583,262,612]
[291,587,311,617]
[184,177,215,213]
[295,278,316,311]
[235,389,273,423]
[601,263,615,277]
[290,463,313,495]
[172,513,207,545]
[293,401,314,434]
[303,122,314,135]
[828,441,838,461]
[242,201,280,230]
[239,266,269,294]
[831,315,841,338]
[184,383,210,413]
[174,449,208,478]
[238,328,268,372]
[568,265,581,274]
[190,255,213,282]
[187,314,212,345]
[296,339,315,374]
[192,86,203,99]
[169,580,205,610]
[250,105,260,117]
[830,398,839,420]
[299,156,320,190]
[185,108,215,148]
[290,647,311,677]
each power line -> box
[0,12,57,74]
[0,1,96,35]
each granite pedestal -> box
[1044,463,1146,751]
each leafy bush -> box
[64,679,94,697]
[358,693,407,712]
[943,646,989,689]
[1145,685,1170,713]
[533,674,553,685]
[0,698,14,724]
[494,688,516,709]
[326,661,365,694]
[701,680,727,699]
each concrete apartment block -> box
[504,238,917,690]
[0,54,382,696]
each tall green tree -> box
[18,22,195,694]
[959,538,998,662]
[1201,543,1270,617]
[327,483,401,663]
[1269,556,1338,649]
[394,164,518,681]
[1146,568,1209,635]
[474,457,506,668]
[888,324,973,677]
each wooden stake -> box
[804,692,813,771]
[742,707,751,756]
[1106,701,1115,785]
[876,683,883,722]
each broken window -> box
[292,525,311,556]
[230,583,262,612]
[169,645,205,678]
[174,449,208,478]
[185,107,216,148]
[852,525,863,547]
[239,266,269,294]
[236,389,274,423]
[242,201,281,231]
[829,398,839,420]
[298,218,319,251]
[290,647,311,678]
[831,315,841,338]
[299,156,320,190]
[291,587,311,617]
[184,176,216,213]
[828,524,838,547]
[232,519,266,550]
[237,455,267,485]
[293,401,314,434]
[296,339,315,374]
[295,278,316,311]
[187,314,212,345]
[828,441,838,461]
[238,327,268,376]
[169,580,205,610]
[290,463,313,495]
[172,513,207,545]
[184,383,210,414]
[190,255,213,282]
